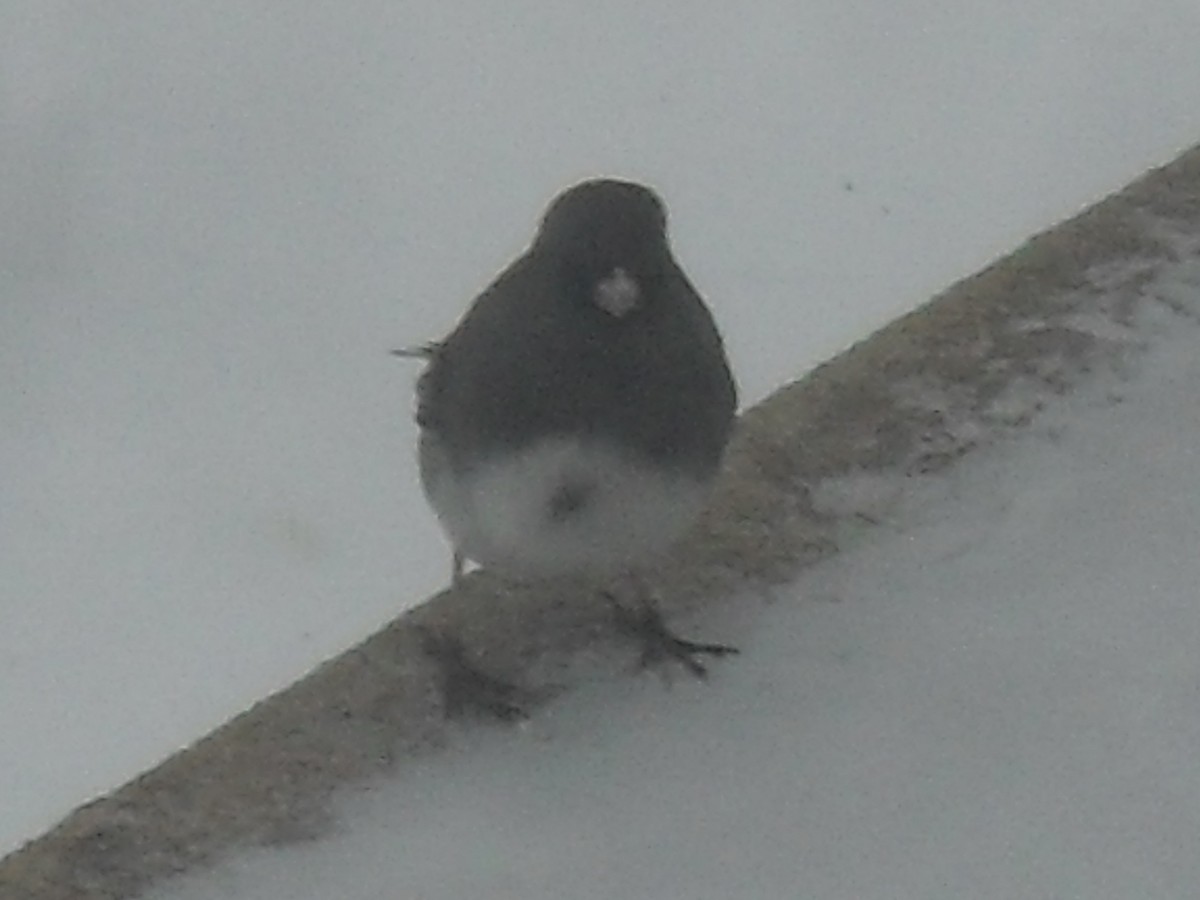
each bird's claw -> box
[607,592,738,679]
[418,628,532,722]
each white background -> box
[3,0,1200,859]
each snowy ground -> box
[5,0,1200,856]
[145,255,1200,898]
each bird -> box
[399,178,737,712]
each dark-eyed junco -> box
[400,178,737,706]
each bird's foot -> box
[418,628,532,722]
[606,591,738,679]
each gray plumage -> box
[413,179,736,582]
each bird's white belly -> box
[424,436,708,577]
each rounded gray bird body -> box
[415,179,736,580]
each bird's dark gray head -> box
[536,179,672,319]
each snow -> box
[146,275,1200,898]
[4,0,1200,859]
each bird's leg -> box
[605,576,738,679]
[451,549,465,587]
[417,628,530,722]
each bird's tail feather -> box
[389,341,440,360]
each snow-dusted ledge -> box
[4,145,1199,899]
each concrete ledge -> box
[4,143,1199,899]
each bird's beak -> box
[593,267,641,318]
